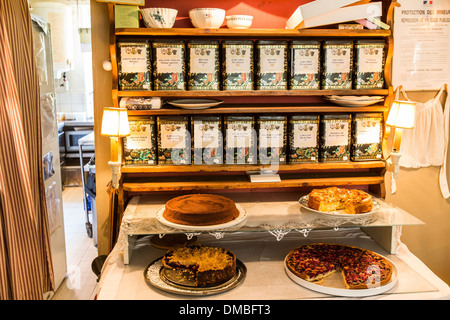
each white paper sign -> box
[392,0,450,90]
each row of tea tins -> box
[123,113,383,165]
[117,39,385,91]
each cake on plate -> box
[162,244,237,287]
[307,187,373,214]
[163,194,240,226]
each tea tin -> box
[351,113,383,161]
[288,115,320,163]
[152,40,186,91]
[157,116,190,165]
[320,114,352,162]
[117,41,151,91]
[289,41,321,90]
[322,41,353,90]
[221,40,254,90]
[257,115,287,165]
[187,40,220,91]
[191,115,223,165]
[354,40,385,89]
[124,117,157,165]
[224,115,257,164]
[255,40,288,90]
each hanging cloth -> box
[439,87,450,199]
[394,84,450,199]
[397,85,447,168]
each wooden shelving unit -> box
[107,2,397,218]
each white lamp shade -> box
[101,107,130,137]
[386,100,416,129]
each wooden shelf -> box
[116,89,390,98]
[122,161,386,174]
[122,175,384,193]
[115,28,391,38]
[126,103,389,116]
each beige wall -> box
[90,0,113,255]
[385,91,450,285]
[89,2,450,284]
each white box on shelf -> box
[286,0,361,29]
[295,2,382,29]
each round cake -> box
[162,245,237,287]
[163,194,240,226]
[307,187,373,214]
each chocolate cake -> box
[163,194,240,226]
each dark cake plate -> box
[144,257,246,296]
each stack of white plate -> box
[325,95,384,107]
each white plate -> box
[167,99,224,109]
[298,195,380,218]
[327,95,384,101]
[155,204,247,231]
[325,98,384,107]
[284,254,398,297]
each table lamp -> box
[386,99,416,180]
[101,107,130,189]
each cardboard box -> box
[286,0,361,29]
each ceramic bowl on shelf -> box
[189,8,225,29]
[226,15,253,29]
[140,8,177,28]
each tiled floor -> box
[51,187,99,300]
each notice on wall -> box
[392,0,450,90]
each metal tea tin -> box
[224,115,257,165]
[257,115,287,165]
[255,40,288,90]
[157,116,190,165]
[288,114,320,163]
[187,40,220,91]
[320,114,352,162]
[117,41,151,91]
[221,40,254,90]
[354,40,385,89]
[124,117,157,165]
[289,41,321,90]
[322,41,353,90]
[351,113,383,161]
[191,115,223,165]
[152,40,186,91]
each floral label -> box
[120,46,148,73]
[161,125,186,149]
[193,121,220,149]
[156,47,183,73]
[293,123,318,148]
[355,120,381,144]
[325,47,351,73]
[293,49,319,74]
[324,121,349,146]
[260,48,285,73]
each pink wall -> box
[143,0,312,29]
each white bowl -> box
[226,15,253,29]
[140,8,177,28]
[189,8,225,29]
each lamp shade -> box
[386,100,416,129]
[101,107,130,137]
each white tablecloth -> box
[96,227,450,300]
